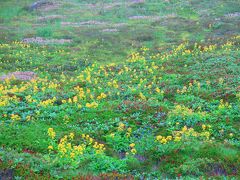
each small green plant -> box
[36,25,53,38]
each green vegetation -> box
[0,0,239,179]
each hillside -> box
[0,0,240,179]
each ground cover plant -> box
[0,0,240,179]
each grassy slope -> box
[0,0,240,179]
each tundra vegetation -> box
[0,0,239,179]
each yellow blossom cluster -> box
[218,99,232,109]
[0,99,8,107]
[129,143,137,155]
[127,52,146,63]
[117,122,125,131]
[47,129,106,160]
[139,92,146,100]
[156,126,212,145]
[156,135,173,144]
[81,134,106,154]
[126,127,132,137]
[97,93,107,100]
[39,97,56,107]
[86,102,98,108]
[168,104,207,120]
[112,123,132,138]
[10,114,21,121]
[203,44,217,52]
[57,133,86,159]
[47,128,56,139]
[177,80,202,94]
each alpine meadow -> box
[0,0,239,179]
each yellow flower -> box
[48,145,53,150]
[127,127,132,132]
[160,138,167,144]
[48,128,56,139]
[166,136,172,141]
[174,136,181,142]
[69,133,74,139]
[202,124,206,130]
[155,87,161,93]
[70,152,75,158]
[139,92,146,100]
[11,114,21,121]
[118,122,125,131]
[97,93,107,100]
[67,143,72,149]
[182,126,188,132]
[86,103,91,108]
[73,96,78,103]
[129,143,135,148]
[26,115,31,121]
[156,135,163,141]
[131,148,137,155]
[86,102,98,108]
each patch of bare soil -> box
[61,21,107,27]
[224,12,240,18]
[0,72,37,81]
[37,15,65,22]
[102,28,118,32]
[22,37,72,44]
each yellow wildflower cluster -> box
[86,102,98,108]
[0,99,8,107]
[10,114,21,121]
[129,143,137,155]
[203,44,216,52]
[156,135,173,144]
[201,124,211,131]
[218,99,232,109]
[177,80,201,94]
[168,104,207,120]
[97,93,107,100]
[221,41,233,50]
[74,86,86,100]
[57,133,85,159]
[107,80,119,88]
[126,127,132,137]
[139,92,146,100]
[48,82,59,89]
[47,130,106,161]
[127,51,146,63]
[82,134,106,154]
[117,122,125,131]
[47,128,56,139]
[39,97,56,107]
[156,126,212,145]
[155,87,164,94]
